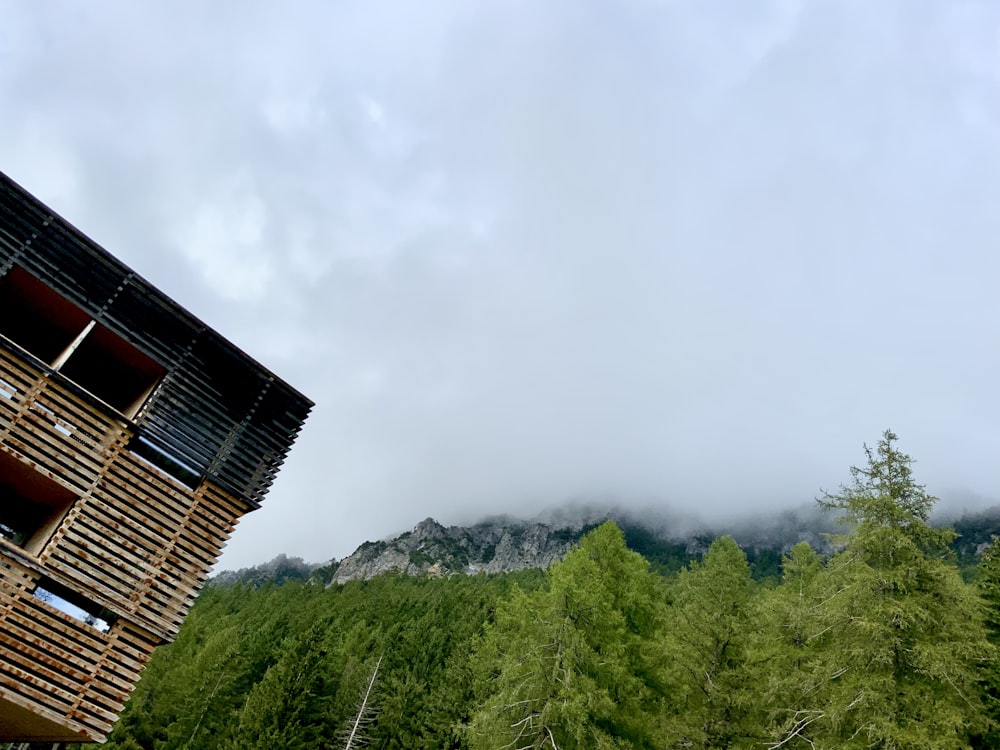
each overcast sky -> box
[2,1,999,569]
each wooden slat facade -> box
[0,171,311,742]
[0,170,312,509]
[0,553,157,741]
[0,321,248,741]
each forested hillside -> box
[213,501,999,589]
[85,432,1000,749]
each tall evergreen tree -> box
[754,542,831,748]
[807,430,990,748]
[466,522,666,749]
[660,535,762,749]
[225,620,339,750]
[973,538,1000,748]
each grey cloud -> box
[1,1,999,568]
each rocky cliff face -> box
[253,505,841,586]
[330,516,587,584]
[211,503,1000,588]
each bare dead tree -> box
[341,654,383,750]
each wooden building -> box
[0,171,312,743]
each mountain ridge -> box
[211,503,1000,588]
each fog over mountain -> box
[2,2,999,569]
[211,501,1000,590]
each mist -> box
[1,1,998,568]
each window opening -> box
[0,450,76,556]
[0,266,165,419]
[34,577,115,632]
[0,266,91,365]
[0,377,16,400]
[128,435,201,488]
[59,322,164,417]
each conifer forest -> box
[83,432,1000,749]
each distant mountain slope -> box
[212,504,1000,587]
[330,516,589,583]
[211,553,317,588]
[322,505,850,584]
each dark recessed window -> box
[128,436,201,489]
[0,450,76,556]
[0,266,164,418]
[0,267,91,365]
[59,322,165,417]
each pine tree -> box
[754,542,830,749]
[225,621,337,750]
[659,535,762,749]
[809,430,990,748]
[973,538,1000,747]
[466,522,666,749]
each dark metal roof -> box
[0,170,312,509]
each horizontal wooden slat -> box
[39,480,240,639]
[0,554,158,741]
[0,170,308,744]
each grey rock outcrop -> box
[330,516,592,584]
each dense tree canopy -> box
[796,430,990,748]
[80,431,997,750]
[466,522,666,749]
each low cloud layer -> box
[2,1,999,567]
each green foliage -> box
[752,542,831,746]
[744,545,783,583]
[356,539,388,556]
[973,538,1000,747]
[819,429,952,549]
[408,547,435,567]
[952,511,1000,578]
[309,558,340,585]
[225,620,339,749]
[659,536,763,749]
[466,522,667,749]
[95,571,541,750]
[619,522,695,577]
[800,430,991,748]
[85,435,1000,749]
